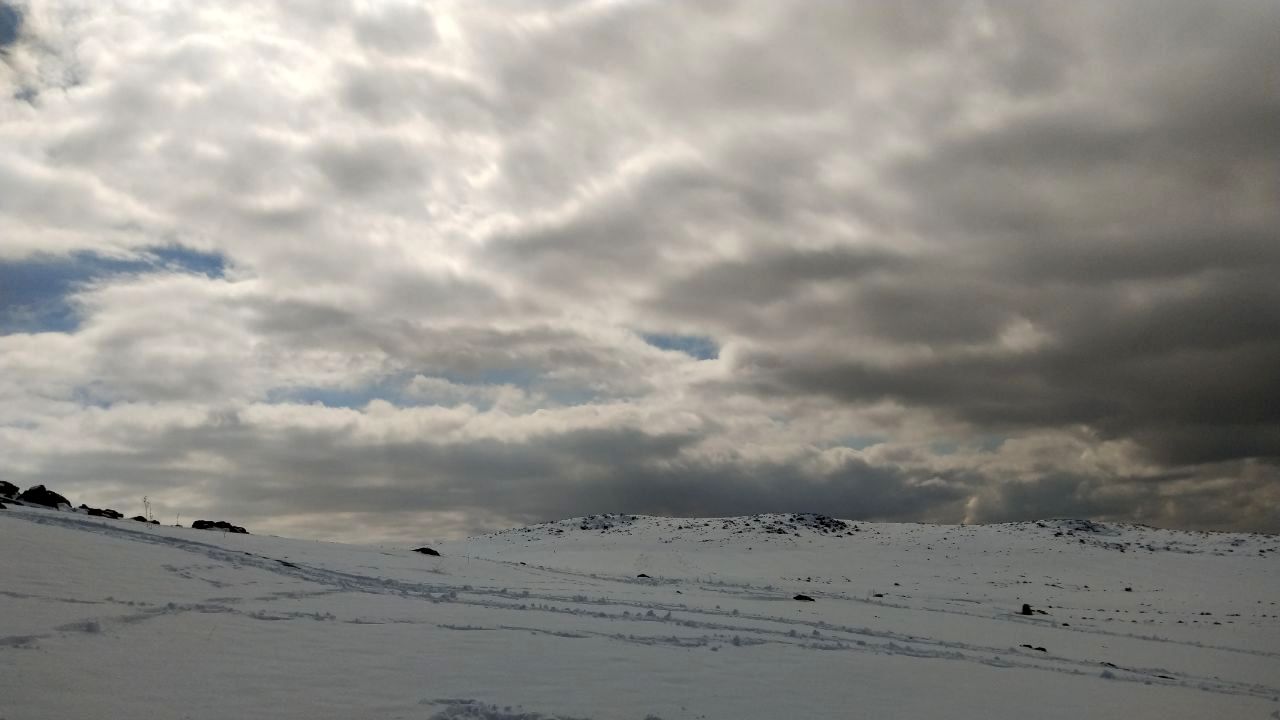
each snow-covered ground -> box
[3,506,1278,719]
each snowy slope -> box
[2,506,1278,719]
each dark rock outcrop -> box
[413,547,441,556]
[0,501,7,510]
[17,485,71,509]
[131,516,149,522]
[1020,603,1034,616]
[80,504,124,519]
[0,480,18,499]
[192,520,249,534]
[794,594,816,602]
[636,573,651,578]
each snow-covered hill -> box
[2,506,1278,719]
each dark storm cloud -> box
[7,411,972,540]
[740,319,1280,467]
[966,465,1280,533]
[19,403,1275,541]
[640,1,1280,475]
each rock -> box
[0,480,18,498]
[192,519,248,534]
[150,519,160,525]
[1020,603,1034,616]
[637,573,651,578]
[794,594,816,602]
[86,507,124,519]
[16,484,71,509]
[0,501,6,509]
[1124,587,1133,592]
[131,516,149,522]
[413,547,441,556]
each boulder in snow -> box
[0,480,18,499]
[17,485,71,509]
[192,519,249,534]
[794,594,816,602]
[413,547,441,556]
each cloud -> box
[1,1,1278,542]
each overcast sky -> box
[2,1,1278,543]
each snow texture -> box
[2,507,1279,719]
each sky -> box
[1,0,1278,543]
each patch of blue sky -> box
[434,366,541,388]
[0,245,227,334]
[930,435,1006,456]
[0,2,22,48]
[146,245,226,278]
[266,370,529,411]
[268,368,610,411]
[266,374,410,409]
[641,332,719,360]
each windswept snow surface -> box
[3,508,1279,719]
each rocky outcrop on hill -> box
[17,485,71,509]
[192,519,249,534]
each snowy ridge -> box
[486,512,1279,556]
[3,504,1279,719]
[491,512,859,539]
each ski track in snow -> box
[3,507,1279,719]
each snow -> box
[2,507,1278,719]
